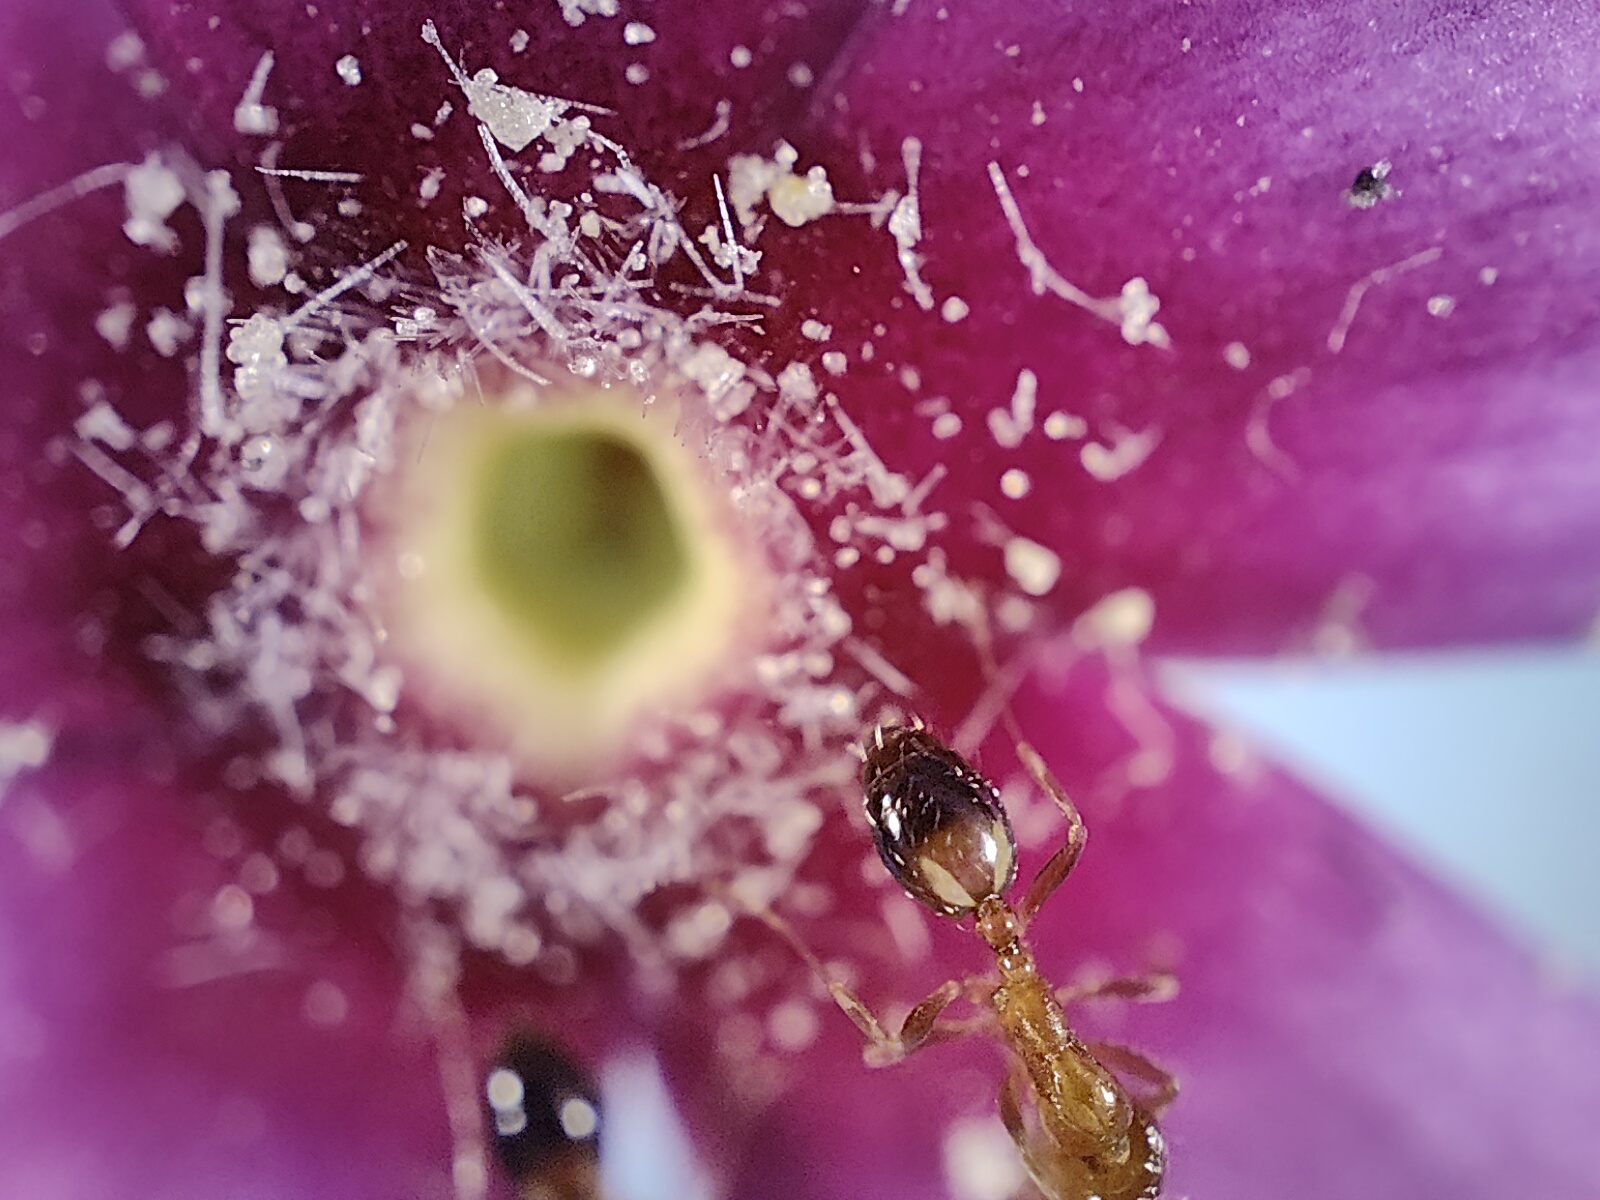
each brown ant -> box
[753,721,1177,1200]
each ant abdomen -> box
[862,724,1019,918]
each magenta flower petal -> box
[0,734,454,1200]
[752,0,1600,653]
[4,3,1600,1200]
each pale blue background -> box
[1164,650,1600,979]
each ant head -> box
[860,724,1019,919]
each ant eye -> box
[485,1032,602,1197]
[861,725,1018,917]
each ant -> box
[754,721,1177,1200]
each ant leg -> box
[1085,1041,1179,1114]
[961,602,1087,926]
[998,1071,1033,1165]
[1056,971,1179,1006]
[739,898,972,1066]
[998,1070,1056,1199]
[1013,738,1089,925]
[405,919,491,1200]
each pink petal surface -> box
[0,737,452,1200]
[770,0,1600,653]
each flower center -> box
[375,380,766,780]
[474,426,689,670]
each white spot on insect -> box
[1030,100,1046,126]
[1478,266,1499,286]
[730,45,753,69]
[509,29,530,53]
[932,412,962,440]
[800,319,831,341]
[623,21,655,45]
[335,54,362,86]
[821,350,848,376]
[1004,537,1060,597]
[625,63,650,85]
[940,295,970,323]
[559,1097,599,1140]
[787,62,814,88]
[1223,340,1251,370]
[1427,294,1455,317]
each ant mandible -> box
[758,721,1177,1200]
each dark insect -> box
[486,1032,604,1200]
[1346,160,1394,208]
